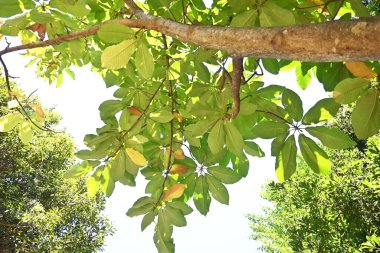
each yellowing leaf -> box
[126,148,147,166]
[345,62,377,79]
[101,39,137,70]
[173,149,186,160]
[30,104,45,118]
[127,106,143,116]
[170,164,188,174]
[163,184,186,201]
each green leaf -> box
[167,202,193,215]
[186,118,218,138]
[18,121,33,144]
[135,42,155,80]
[282,89,303,122]
[141,212,155,231]
[0,113,23,132]
[207,166,241,184]
[109,150,127,181]
[164,206,187,227]
[302,98,340,124]
[168,61,181,80]
[271,133,288,157]
[208,119,225,154]
[275,135,297,182]
[63,161,95,179]
[149,110,174,123]
[50,0,90,17]
[230,9,258,27]
[225,121,244,157]
[206,175,229,205]
[244,141,265,157]
[100,165,115,197]
[306,126,356,149]
[296,64,312,90]
[98,99,124,123]
[101,39,137,70]
[347,0,371,17]
[262,58,279,74]
[0,0,35,17]
[333,78,370,104]
[259,1,295,27]
[193,176,211,216]
[87,166,103,198]
[97,23,135,43]
[127,196,155,217]
[251,121,289,139]
[191,0,206,10]
[232,153,249,177]
[298,134,331,175]
[352,88,380,139]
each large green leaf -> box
[231,153,249,177]
[127,196,155,217]
[333,78,370,104]
[302,98,340,125]
[0,113,24,132]
[259,1,295,27]
[0,0,35,17]
[298,134,331,175]
[150,110,174,123]
[224,121,244,157]
[141,212,155,232]
[282,89,303,122]
[244,141,265,157]
[208,119,225,154]
[100,165,115,197]
[135,42,155,80]
[101,39,137,70]
[97,23,135,44]
[275,135,297,182]
[109,150,127,181]
[206,175,229,205]
[18,121,33,144]
[306,126,356,149]
[207,166,241,184]
[351,88,380,139]
[251,121,289,139]
[193,176,211,216]
[50,0,90,17]
[230,9,258,27]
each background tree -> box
[0,1,379,252]
[248,108,380,252]
[0,81,113,253]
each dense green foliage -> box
[0,0,379,252]
[0,84,113,252]
[248,109,380,252]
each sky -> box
[1,40,327,252]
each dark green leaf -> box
[206,175,229,205]
[282,89,303,121]
[275,135,297,182]
[207,166,242,184]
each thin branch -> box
[229,56,244,119]
[256,109,294,126]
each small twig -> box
[256,109,294,126]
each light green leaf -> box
[275,135,297,182]
[164,206,187,227]
[149,110,174,123]
[207,166,241,184]
[225,121,244,157]
[167,202,193,215]
[63,161,94,179]
[186,118,218,138]
[127,197,155,217]
[0,113,24,132]
[141,212,155,231]
[333,78,370,104]
[347,0,371,17]
[100,165,115,197]
[50,0,90,17]
[206,175,229,205]
[168,61,181,80]
[260,1,295,27]
[302,98,340,124]
[87,166,103,198]
[135,42,155,80]
[109,150,127,181]
[98,99,124,123]
[251,121,289,139]
[296,64,312,90]
[244,141,265,157]
[230,9,258,27]
[97,23,135,43]
[18,121,33,144]
[208,119,225,154]
[193,176,211,216]
[0,0,35,17]
[101,39,137,70]
[306,126,356,149]
[298,134,331,175]
[352,88,380,139]
[232,154,249,177]
[282,89,303,122]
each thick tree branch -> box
[1,11,380,61]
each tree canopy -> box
[0,81,113,252]
[0,0,379,252]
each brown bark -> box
[1,9,379,62]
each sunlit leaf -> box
[163,184,186,201]
[275,135,297,182]
[306,126,356,149]
[206,175,229,205]
[299,134,331,175]
[101,39,137,70]
[0,113,24,132]
[126,148,147,166]
[345,61,377,78]
[302,98,340,124]
[333,78,370,104]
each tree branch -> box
[229,56,243,119]
[0,12,379,62]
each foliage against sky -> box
[0,0,379,252]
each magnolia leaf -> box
[0,0,35,17]
[127,197,155,217]
[64,161,94,179]
[225,121,244,157]
[230,9,258,27]
[271,133,288,157]
[126,148,147,166]
[168,61,181,80]
[101,39,137,70]
[275,135,297,182]
[0,113,24,132]
[164,206,187,227]
[352,88,380,139]
[141,212,155,232]
[298,134,331,175]
[206,175,229,205]
[193,176,211,216]
[109,150,127,180]
[282,89,303,121]
[306,126,356,149]
[232,154,249,177]
[302,98,340,124]
[244,141,265,157]
[167,202,193,215]
[135,42,155,80]
[260,1,295,27]
[207,166,241,184]
[345,61,377,78]
[87,175,100,198]
[333,78,370,104]
[100,166,115,197]
[163,184,186,201]
[173,149,186,160]
[149,110,174,123]
[170,164,188,175]
[208,119,225,154]
[251,121,289,139]
[19,121,33,144]
[97,23,135,43]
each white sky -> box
[1,39,327,252]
